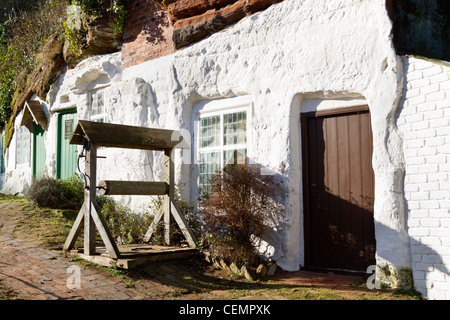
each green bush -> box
[57,175,84,209]
[100,197,153,245]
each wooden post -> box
[84,142,97,255]
[143,206,163,243]
[171,201,196,248]
[163,148,174,245]
[89,199,120,259]
[63,202,84,251]
[63,142,121,259]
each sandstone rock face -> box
[79,12,123,62]
[64,4,122,67]
[120,0,284,66]
[121,0,174,68]
[155,0,284,49]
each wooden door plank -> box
[336,114,352,270]
[348,113,365,270]
[360,112,376,267]
[325,116,340,269]
[305,117,316,267]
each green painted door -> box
[57,109,78,179]
[32,123,46,179]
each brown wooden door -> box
[302,107,376,272]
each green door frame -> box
[32,123,46,179]
[57,108,77,179]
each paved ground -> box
[0,201,136,300]
[0,199,418,301]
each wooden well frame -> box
[63,120,196,260]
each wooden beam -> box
[171,200,196,248]
[84,143,97,256]
[25,100,48,131]
[70,134,86,146]
[63,203,85,251]
[97,180,168,196]
[20,100,48,131]
[90,199,121,259]
[143,206,163,243]
[70,120,189,150]
[163,148,174,245]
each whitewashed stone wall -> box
[398,57,450,299]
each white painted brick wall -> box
[399,56,450,300]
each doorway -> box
[57,109,78,179]
[32,123,46,180]
[302,106,376,272]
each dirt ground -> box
[0,195,421,301]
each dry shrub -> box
[27,175,84,210]
[147,195,201,247]
[201,164,284,265]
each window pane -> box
[198,109,248,197]
[200,115,220,148]
[224,111,246,146]
[224,149,247,166]
[199,151,220,195]
[16,126,30,164]
[90,90,108,122]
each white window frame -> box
[192,96,253,198]
[88,86,109,123]
[16,126,31,166]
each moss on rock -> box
[377,264,415,291]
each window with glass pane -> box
[199,110,248,195]
[200,115,220,148]
[16,126,30,165]
[199,152,220,195]
[224,111,246,146]
[224,149,247,166]
[90,89,108,122]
